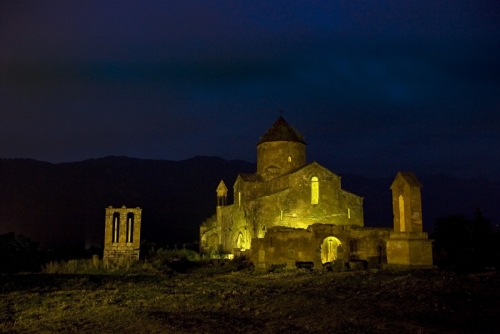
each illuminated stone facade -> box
[251,224,390,271]
[201,117,433,270]
[103,206,142,260]
[200,116,365,257]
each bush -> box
[42,257,158,275]
[147,247,201,273]
[0,232,41,273]
[433,209,495,272]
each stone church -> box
[200,116,433,269]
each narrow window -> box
[349,239,358,260]
[259,249,265,262]
[280,209,283,221]
[238,191,241,207]
[350,239,358,252]
[399,195,405,232]
[311,177,319,204]
[126,213,134,243]
[288,156,292,162]
[348,208,351,219]
[112,212,120,243]
[236,232,243,249]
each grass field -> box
[1,266,499,333]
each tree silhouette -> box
[433,209,493,271]
[0,232,41,273]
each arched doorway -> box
[236,232,244,250]
[321,237,342,264]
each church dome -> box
[256,116,307,180]
[257,116,306,145]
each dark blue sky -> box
[1,1,499,179]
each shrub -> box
[0,232,41,273]
[147,247,201,273]
[42,257,154,275]
[433,209,495,272]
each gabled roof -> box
[237,161,337,184]
[263,161,338,182]
[390,172,423,189]
[257,116,306,145]
[216,180,228,194]
[238,173,264,182]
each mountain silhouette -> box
[0,156,498,248]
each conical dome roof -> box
[257,116,306,145]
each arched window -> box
[311,176,319,204]
[349,239,358,261]
[399,195,405,232]
[112,212,120,243]
[236,232,244,249]
[126,213,134,243]
[288,156,292,163]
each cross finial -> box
[279,109,284,116]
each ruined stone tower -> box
[103,206,142,260]
[390,172,423,233]
[386,172,433,267]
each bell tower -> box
[216,180,228,207]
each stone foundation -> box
[385,232,433,267]
[250,224,391,271]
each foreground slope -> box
[1,269,499,333]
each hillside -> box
[0,156,498,248]
[0,156,254,247]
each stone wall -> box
[249,224,391,271]
[201,162,366,255]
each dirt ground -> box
[1,268,499,333]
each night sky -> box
[1,1,499,180]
